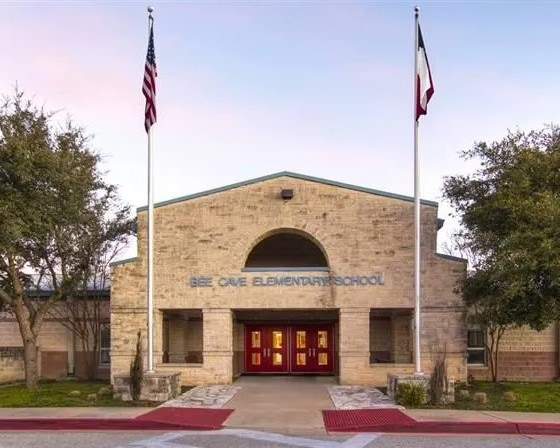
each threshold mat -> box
[136,407,234,429]
[323,409,416,431]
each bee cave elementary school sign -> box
[189,274,386,288]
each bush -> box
[130,330,143,401]
[429,349,448,405]
[396,382,426,407]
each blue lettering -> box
[190,276,212,287]
[367,276,377,285]
[253,277,263,286]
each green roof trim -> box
[110,257,138,267]
[436,253,468,263]
[137,172,439,212]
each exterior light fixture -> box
[280,189,294,200]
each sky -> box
[2,1,559,260]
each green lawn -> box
[453,381,560,412]
[0,380,157,407]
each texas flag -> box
[416,24,434,120]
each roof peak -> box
[137,171,438,212]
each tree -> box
[0,90,131,389]
[46,248,116,380]
[443,126,560,381]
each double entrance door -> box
[245,324,334,374]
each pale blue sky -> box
[2,1,559,258]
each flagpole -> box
[146,5,155,373]
[413,5,422,375]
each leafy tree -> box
[443,126,560,381]
[0,90,131,389]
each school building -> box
[1,172,558,385]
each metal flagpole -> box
[413,5,422,375]
[146,5,155,373]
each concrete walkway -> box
[224,376,336,435]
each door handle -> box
[267,348,271,357]
[312,348,316,357]
[308,348,311,357]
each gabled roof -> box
[137,171,439,212]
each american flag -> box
[143,18,157,133]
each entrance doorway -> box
[244,324,334,374]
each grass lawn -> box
[453,381,560,412]
[0,380,158,407]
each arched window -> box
[244,231,328,269]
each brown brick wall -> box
[40,351,67,379]
[470,352,558,381]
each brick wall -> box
[469,323,559,381]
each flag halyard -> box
[416,24,434,120]
[143,18,157,133]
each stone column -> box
[202,308,233,384]
[338,308,370,384]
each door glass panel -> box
[272,352,282,366]
[296,331,306,349]
[251,331,261,348]
[251,353,261,365]
[318,353,328,366]
[296,353,306,365]
[318,331,328,348]
[272,331,283,349]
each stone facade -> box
[110,172,469,386]
[113,371,181,401]
[0,347,24,383]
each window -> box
[245,231,328,269]
[369,309,413,364]
[99,324,110,365]
[467,328,486,365]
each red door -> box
[291,325,334,373]
[245,325,288,373]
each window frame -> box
[467,327,486,366]
[99,323,111,366]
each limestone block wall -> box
[0,347,24,383]
[110,174,467,385]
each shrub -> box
[474,392,488,403]
[396,382,426,407]
[429,347,448,405]
[130,330,143,401]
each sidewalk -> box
[0,377,559,434]
[0,406,558,425]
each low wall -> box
[113,371,181,402]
